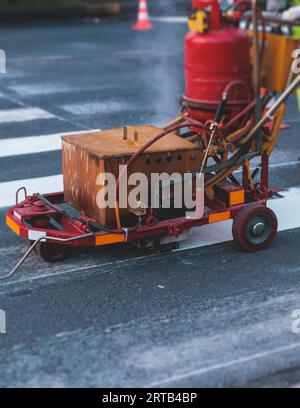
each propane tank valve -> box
[188,9,209,33]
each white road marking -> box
[0,107,55,123]
[0,129,100,158]
[9,50,180,65]
[0,90,93,131]
[269,188,300,231]
[0,155,299,258]
[179,220,233,251]
[268,160,300,168]
[152,16,188,23]
[179,187,300,251]
[147,341,300,387]
[0,128,299,164]
[8,83,73,96]
[0,187,300,285]
[0,174,63,208]
[62,100,131,115]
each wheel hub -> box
[246,214,272,246]
[252,222,265,237]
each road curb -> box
[0,3,121,22]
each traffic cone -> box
[132,0,154,31]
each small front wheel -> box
[232,205,278,252]
[35,242,68,262]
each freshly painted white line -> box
[152,16,188,23]
[269,188,300,231]
[0,174,63,208]
[0,107,55,123]
[147,341,300,387]
[179,220,233,251]
[179,187,300,251]
[0,129,100,158]
[0,187,300,285]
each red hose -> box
[115,122,208,201]
[223,100,255,132]
[224,80,251,101]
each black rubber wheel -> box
[36,242,68,263]
[232,205,278,252]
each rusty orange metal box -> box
[62,126,203,227]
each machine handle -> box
[16,187,27,205]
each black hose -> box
[36,193,138,235]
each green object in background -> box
[296,88,300,112]
[289,0,300,38]
[292,27,300,39]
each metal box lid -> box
[61,125,198,159]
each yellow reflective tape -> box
[209,211,230,224]
[95,233,125,246]
[6,216,20,235]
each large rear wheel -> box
[232,205,278,252]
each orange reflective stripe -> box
[95,233,125,246]
[229,190,245,206]
[6,216,20,235]
[209,211,230,224]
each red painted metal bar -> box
[6,192,269,248]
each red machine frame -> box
[6,151,276,250]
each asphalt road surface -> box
[0,17,300,388]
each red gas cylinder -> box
[183,0,252,124]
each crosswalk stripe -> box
[0,161,299,208]
[0,175,63,208]
[178,188,300,251]
[62,100,129,115]
[0,171,300,252]
[0,129,100,158]
[152,16,188,23]
[8,83,73,96]
[0,107,55,123]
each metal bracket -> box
[0,232,94,281]
[168,223,184,238]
